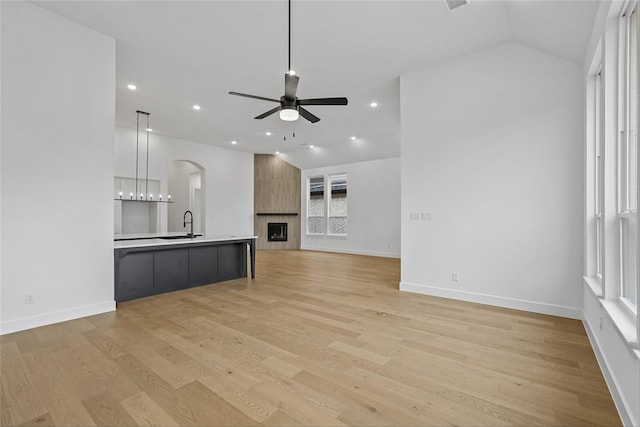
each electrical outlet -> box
[24,294,35,304]
[599,316,603,330]
[452,272,459,282]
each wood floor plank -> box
[260,356,303,378]
[198,374,277,422]
[177,380,259,427]
[63,333,139,401]
[293,369,455,427]
[0,250,622,427]
[127,343,195,389]
[261,409,306,426]
[22,350,98,427]
[151,327,264,387]
[328,340,391,365]
[82,392,137,427]
[0,342,46,425]
[120,391,179,426]
[17,412,54,427]
[251,377,348,426]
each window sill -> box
[600,299,639,355]
[326,234,347,239]
[583,275,603,297]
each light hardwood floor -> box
[1,250,622,426]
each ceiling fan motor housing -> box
[280,96,297,108]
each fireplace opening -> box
[267,222,288,242]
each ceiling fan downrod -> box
[288,0,292,74]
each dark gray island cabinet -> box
[114,236,256,303]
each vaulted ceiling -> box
[34,0,599,169]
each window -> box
[328,174,348,236]
[306,174,349,237]
[584,0,639,353]
[307,176,325,235]
[619,2,638,314]
[595,67,604,278]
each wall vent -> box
[444,0,469,10]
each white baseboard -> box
[399,281,582,319]
[0,301,116,335]
[300,246,400,259]
[582,315,636,427]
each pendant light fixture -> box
[135,110,149,199]
[115,110,172,203]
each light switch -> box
[410,212,420,221]
[421,212,432,221]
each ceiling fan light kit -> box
[280,107,299,121]
[229,0,347,123]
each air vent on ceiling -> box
[444,0,469,10]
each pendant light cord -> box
[134,110,150,200]
[135,112,139,197]
[145,115,150,199]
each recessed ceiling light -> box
[146,128,152,132]
[275,151,280,154]
[309,145,315,149]
[231,140,237,145]
[370,102,378,108]
[350,136,357,141]
[127,84,137,90]
[193,105,201,111]
[266,131,272,136]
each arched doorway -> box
[168,160,206,234]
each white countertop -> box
[115,232,197,240]
[114,233,257,249]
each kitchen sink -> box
[115,234,202,241]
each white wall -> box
[400,42,584,318]
[114,127,253,237]
[301,157,401,258]
[1,2,116,333]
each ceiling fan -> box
[229,0,348,123]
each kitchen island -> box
[114,234,256,303]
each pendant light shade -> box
[279,107,299,121]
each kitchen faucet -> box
[183,210,194,238]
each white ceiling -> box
[33,0,599,170]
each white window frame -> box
[584,0,639,357]
[584,40,605,297]
[618,0,639,315]
[327,173,348,237]
[595,66,604,281]
[306,176,325,236]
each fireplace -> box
[267,222,288,242]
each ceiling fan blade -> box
[284,74,299,99]
[254,106,281,120]
[229,91,280,103]
[298,107,320,123]
[297,97,348,106]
